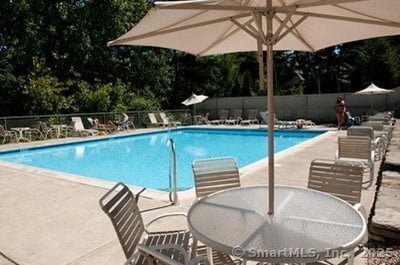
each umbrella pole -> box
[267,42,274,215]
[266,0,274,215]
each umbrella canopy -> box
[182,93,209,106]
[355,83,395,95]
[108,0,400,214]
[354,83,395,110]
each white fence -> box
[195,88,400,123]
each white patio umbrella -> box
[354,82,395,110]
[108,0,400,214]
[182,93,209,117]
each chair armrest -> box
[137,244,190,265]
[353,203,368,244]
[145,212,188,231]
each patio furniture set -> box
[98,113,396,265]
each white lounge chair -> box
[336,136,375,189]
[99,182,209,265]
[240,109,259,125]
[70,117,98,136]
[225,109,242,125]
[147,113,165,128]
[160,112,182,128]
[210,110,228,125]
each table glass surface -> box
[187,185,366,263]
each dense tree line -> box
[1,0,399,116]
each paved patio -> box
[0,127,378,265]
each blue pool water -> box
[0,128,325,190]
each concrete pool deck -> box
[0,126,378,265]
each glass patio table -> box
[187,185,367,264]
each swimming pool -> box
[0,128,325,190]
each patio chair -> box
[210,110,228,125]
[240,109,259,125]
[147,113,165,128]
[308,158,368,265]
[336,136,374,189]
[259,111,278,126]
[99,182,209,265]
[160,112,182,128]
[0,124,18,144]
[225,109,242,125]
[37,121,57,139]
[192,156,241,201]
[362,121,392,147]
[192,157,242,264]
[347,126,383,160]
[70,117,98,136]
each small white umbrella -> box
[182,93,208,117]
[354,83,394,110]
[182,93,209,106]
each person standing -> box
[335,96,346,130]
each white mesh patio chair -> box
[147,113,165,128]
[210,110,228,125]
[99,182,209,265]
[0,125,18,144]
[308,158,368,265]
[336,136,375,189]
[225,109,243,125]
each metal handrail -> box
[169,138,178,204]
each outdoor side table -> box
[10,127,31,143]
[187,185,367,264]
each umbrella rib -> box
[110,12,253,46]
[252,12,267,43]
[332,3,400,25]
[271,7,296,44]
[273,15,315,51]
[292,10,400,28]
[198,17,256,56]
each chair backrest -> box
[248,109,257,120]
[148,113,159,124]
[192,157,240,198]
[219,110,228,120]
[347,126,374,139]
[308,159,363,204]
[159,112,169,124]
[0,124,6,134]
[99,182,144,259]
[361,121,384,131]
[71,117,86,130]
[231,109,242,119]
[260,111,267,123]
[338,136,372,160]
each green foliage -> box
[0,0,399,116]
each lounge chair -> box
[147,113,165,128]
[336,136,374,189]
[210,110,228,125]
[308,158,368,265]
[362,121,392,147]
[259,111,278,126]
[295,119,315,128]
[225,109,242,125]
[0,125,18,144]
[87,117,117,134]
[191,157,241,264]
[160,112,182,128]
[240,109,259,125]
[99,182,209,265]
[70,117,98,136]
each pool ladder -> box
[169,138,178,204]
